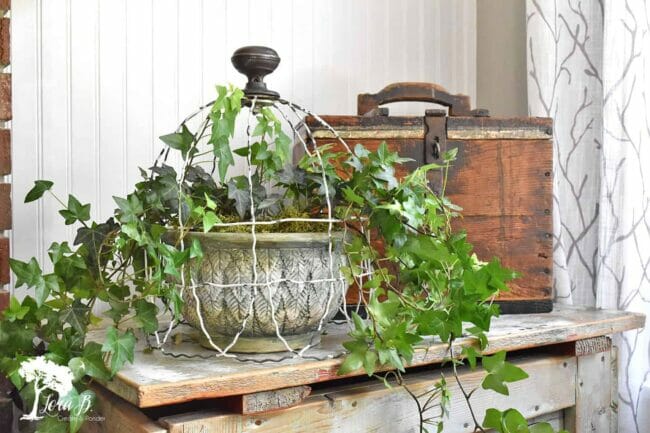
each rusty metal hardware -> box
[424,112,446,164]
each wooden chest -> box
[298,82,554,314]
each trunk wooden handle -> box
[357,82,472,116]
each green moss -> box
[213,207,338,233]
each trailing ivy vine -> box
[0,85,566,433]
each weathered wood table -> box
[81,305,644,433]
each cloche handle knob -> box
[231,46,281,99]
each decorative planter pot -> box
[182,231,348,353]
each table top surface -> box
[92,304,645,408]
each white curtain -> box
[526,1,650,432]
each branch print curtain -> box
[526,1,650,432]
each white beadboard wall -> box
[10,0,476,277]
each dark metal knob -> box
[231,46,281,99]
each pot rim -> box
[185,230,348,249]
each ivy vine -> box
[0,85,566,433]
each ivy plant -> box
[0,85,565,433]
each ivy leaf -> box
[215,136,235,182]
[190,238,204,260]
[113,195,144,223]
[483,408,504,432]
[338,352,364,375]
[25,180,54,203]
[343,187,364,205]
[502,409,529,433]
[10,257,43,289]
[204,193,217,210]
[68,357,86,381]
[74,218,118,272]
[203,211,220,233]
[101,326,136,374]
[160,124,194,159]
[104,300,129,324]
[4,296,30,321]
[0,320,35,354]
[482,372,510,395]
[529,423,556,433]
[134,299,159,333]
[59,387,96,433]
[59,195,91,225]
[9,258,57,306]
[227,177,251,219]
[481,351,529,396]
[81,342,111,381]
[275,130,291,164]
[462,346,481,370]
[60,300,90,335]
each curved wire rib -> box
[148,94,378,362]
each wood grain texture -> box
[91,305,644,408]
[303,123,554,305]
[0,129,9,175]
[306,116,553,141]
[446,117,553,139]
[565,348,613,433]
[0,289,8,311]
[79,383,166,433]
[574,336,611,356]
[0,183,10,230]
[211,386,310,416]
[0,18,8,66]
[157,354,575,433]
[0,73,9,121]
[0,236,8,284]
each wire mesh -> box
[148,95,375,363]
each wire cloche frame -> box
[146,46,373,362]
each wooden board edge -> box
[110,308,645,408]
[81,383,166,433]
[156,354,575,433]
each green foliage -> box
[483,408,569,433]
[338,144,515,376]
[0,84,540,433]
[101,327,136,375]
[25,180,54,203]
[480,351,529,396]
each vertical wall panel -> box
[10,0,477,281]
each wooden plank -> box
[306,116,553,141]
[0,73,9,121]
[565,343,613,432]
[0,183,10,230]
[0,129,9,175]
[446,139,552,216]
[610,344,618,433]
[157,354,575,433]
[92,305,644,408]
[221,386,312,415]
[0,17,8,67]
[0,289,8,311]
[80,383,166,433]
[574,336,611,356]
[0,236,8,284]
[446,117,553,140]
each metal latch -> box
[424,109,447,164]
